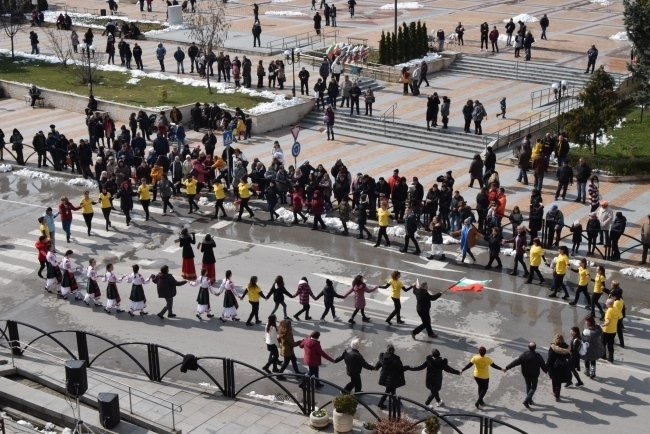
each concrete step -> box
[303,111,486,147]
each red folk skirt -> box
[202,263,216,282]
[181,258,197,280]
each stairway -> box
[301,101,487,159]
[446,55,626,88]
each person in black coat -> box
[315,279,344,321]
[266,275,295,320]
[546,333,571,401]
[115,180,136,225]
[411,282,442,339]
[152,265,187,319]
[374,345,407,409]
[503,342,547,408]
[408,349,460,407]
[334,338,376,392]
[609,212,627,260]
[484,146,496,172]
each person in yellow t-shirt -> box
[378,270,414,325]
[212,178,228,220]
[569,258,591,307]
[39,217,50,238]
[182,174,200,214]
[601,298,619,363]
[373,202,392,247]
[461,346,502,409]
[526,237,546,284]
[242,276,266,326]
[609,282,625,348]
[548,246,570,299]
[137,178,152,221]
[98,187,113,231]
[237,174,256,221]
[79,190,97,236]
[590,265,606,319]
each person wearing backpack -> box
[471,100,487,135]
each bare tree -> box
[69,50,106,87]
[44,27,74,67]
[0,0,30,60]
[186,2,231,93]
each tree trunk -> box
[10,36,14,60]
[592,132,598,155]
[207,68,212,93]
[641,105,644,123]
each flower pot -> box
[422,428,440,434]
[333,410,354,433]
[309,411,329,430]
[361,425,377,434]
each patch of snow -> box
[246,391,297,405]
[126,77,141,84]
[0,164,13,172]
[271,0,294,2]
[38,11,166,27]
[14,169,65,183]
[264,11,308,16]
[620,267,650,280]
[504,14,538,23]
[144,24,191,36]
[380,2,423,9]
[501,248,528,258]
[394,53,442,68]
[609,32,628,41]
[68,178,98,188]
[590,0,611,5]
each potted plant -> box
[376,417,418,434]
[361,421,378,434]
[309,408,329,430]
[422,415,440,434]
[332,394,358,433]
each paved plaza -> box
[1,1,649,434]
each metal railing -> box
[530,86,576,110]
[266,29,339,52]
[3,339,182,432]
[0,321,529,434]
[488,96,582,150]
[379,103,397,134]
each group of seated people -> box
[30,9,45,27]
[55,13,73,30]
[103,20,142,39]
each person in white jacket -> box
[262,314,280,373]
[330,58,343,82]
[596,200,613,247]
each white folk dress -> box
[190,276,215,315]
[126,273,151,312]
[104,271,124,311]
[84,265,102,305]
[217,278,239,319]
[45,251,61,291]
[60,257,81,298]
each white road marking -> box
[0,277,12,285]
[0,261,34,274]
[0,248,41,262]
[401,260,463,273]
[211,220,232,230]
[0,198,42,208]
[163,246,181,253]
[28,230,96,245]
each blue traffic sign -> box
[223,131,233,147]
[291,142,301,158]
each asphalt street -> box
[0,173,648,433]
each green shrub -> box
[567,153,650,175]
[424,415,440,433]
[38,0,48,11]
[332,393,358,416]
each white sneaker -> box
[162,213,167,216]
[320,318,327,323]
[437,400,445,407]
[333,316,341,322]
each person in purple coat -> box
[343,275,378,324]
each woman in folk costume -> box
[60,250,83,300]
[103,263,125,314]
[190,268,216,320]
[198,234,216,282]
[217,269,242,322]
[176,228,197,280]
[44,244,62,294]
[126,264,150,316]
[84,258,102,306]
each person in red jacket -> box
[293,277,317,321]
[58,196,81,243]
[310,190,327,230]
[35,235,51,279]
[291,185,308,225]
[299,331,334,388]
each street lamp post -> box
[284,47,301,98]
[79,42,96,96]
[552,79,569,136]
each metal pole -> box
[172,404,176,432]
[129,387,132,413]
[291,49,296,98]
[556,85,562,136]
[88,47,93,96]
[394,0,397,39]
